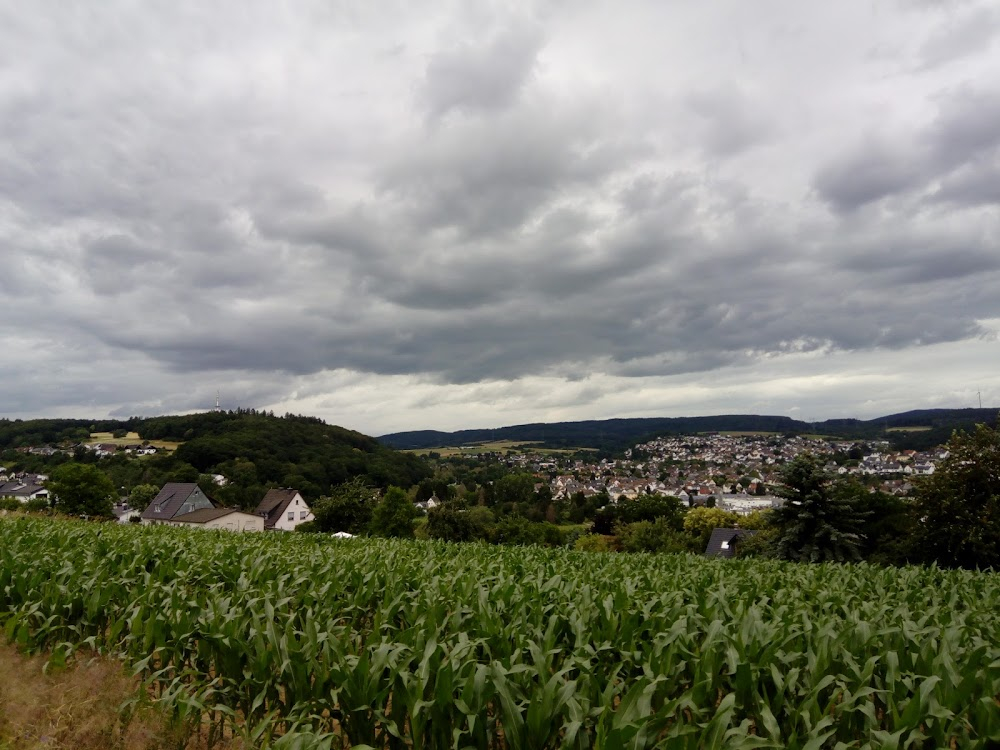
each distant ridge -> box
[378,408,1000,452]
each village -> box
[0,430,949,536]
[458,432,947,517]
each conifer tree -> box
[770,454,868,563]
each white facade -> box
[170,509,264,532]
[271,491,314,531]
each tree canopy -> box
[47,463,116,517]
[769,454,868,563]
[912,422,1000,570]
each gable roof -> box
[141,483,213,521]
[255,488,303,529]
[704,528,757,559]
[171,507,245,524]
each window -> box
[287,511,295,521]
[720,540,730,550]
[154,504,161,513]
[300,511,308,519]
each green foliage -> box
[46,463,116,517]
[151,411,430,497]
[24,498,51,513]
[0,497,21,511]
[369,486,417,538]
[912,422,1000,570]
[311,477,377,535]
[426,505,493,543]
[128,483,160,508]
[615,518,698,554]
[492,473,538,507]
[854,489,917,566]
[591,495,685,536]
[574,534,613,552]
[3,517,1000,748]
[683,506,741,549]
[769,455,869,563]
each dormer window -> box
[154,504,161,513]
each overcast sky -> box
[1,1,998,436]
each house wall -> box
[272,493,314,531]
[170,512,264,532]
[204,513,264,532]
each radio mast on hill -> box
[215,391,221,412]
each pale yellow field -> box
[88,432,181,452]
[406,440,594,457]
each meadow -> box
[1,517,998,749]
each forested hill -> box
[0,411,430,502]
[378,408,1000,451]
[140,411,430,493]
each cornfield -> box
[1,517,998,749]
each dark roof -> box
[704,528,757,559]
[171,507,245,524]
[141,483,213,520]
[255,488,301,529]
[0,481,46,497]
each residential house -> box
[254,488,314,531]
[141,482,215,525]
[0,481,49,503]
[704,528,757,559]
[112,501,142,524]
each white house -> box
[254,488,314,531]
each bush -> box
[427,505,493,543]
[0,497,21,512]
[574,535,614,553]
[615,518,698,555]
[25,498,51,513]
[592,495,685,536]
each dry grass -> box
[0,644,241,750]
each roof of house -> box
[141,482,213,520]
[171,507,246,524]
[0,481,46,497]
[704,528,757,559]
[254,488,302,529]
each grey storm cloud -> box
[0,0,998,430]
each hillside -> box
[378,408,1000,451]
[0,411,430,502]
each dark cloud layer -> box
[0,0,998,430]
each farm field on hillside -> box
[405,439,595,456]
[87,431,182,451]
[1,517,999,749]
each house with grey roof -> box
[0,481,49,503]
[141,482,215,525]
[704,528,757,559]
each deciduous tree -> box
[912,422,1000,570]
[47,463,116,518]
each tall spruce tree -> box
[770,454,868,563]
